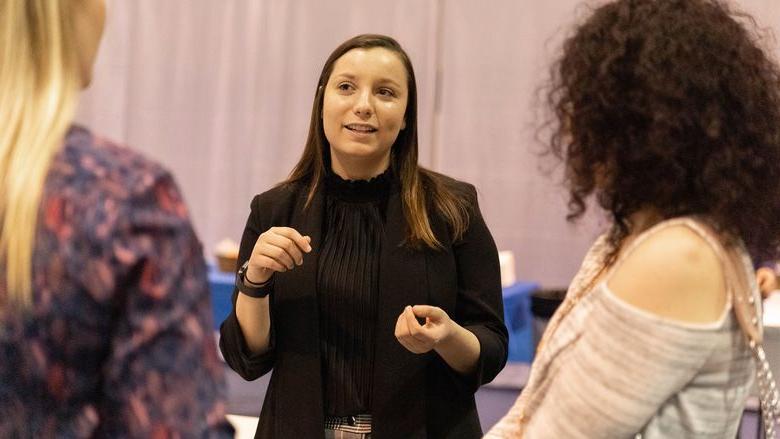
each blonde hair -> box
[0,0,81,307]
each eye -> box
[337,82,354,92]
[378,88,396,97]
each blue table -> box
[208,265,538,362]
[502,281,540,362]
[208,264,235,330]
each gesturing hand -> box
[246,227,312,285]
[394,305,454,354]
[757,267,778,299]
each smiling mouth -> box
[344,124,378,133]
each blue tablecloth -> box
[502,281,539,362]
[208,264,538,362]
[208,264,235,331]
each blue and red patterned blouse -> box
[0,126,234,438]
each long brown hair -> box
[284,34,470,249]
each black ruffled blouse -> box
[317,168,392,416]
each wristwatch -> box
[236,260,273,298]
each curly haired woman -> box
[487,0,780,437]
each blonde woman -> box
[0,1,233,437]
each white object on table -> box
[226,414,259,439]
[499,250,517,288]
[763,290,780,327]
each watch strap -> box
[236,261,273,298]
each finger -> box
[759,276,774,293]
[397,324,430,352]
[395,335,417,353]
[397,336,427,354]
[264,233,304,265]
[404,306,421,332]
[411,305,444,323]
[257,242,295,270]
[253,254,288,273]
[270,227,312,253]
[404,307,432,344]
[395,311,428,352]
[394,312,408,338]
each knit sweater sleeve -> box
[487,284,725,438]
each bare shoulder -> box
[606,224,727,324]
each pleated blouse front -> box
[317,168,391,417]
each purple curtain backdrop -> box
[76,0,780,287]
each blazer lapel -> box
[272,187,325,437]
[372,189,429,438]
[285,188,324,302]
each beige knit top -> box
[486,217,758,438]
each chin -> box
[332,145,391,169]
[337,143,384,158]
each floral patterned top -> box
[0,126,234,438]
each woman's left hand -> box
[394,305,454,354]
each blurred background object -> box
[498,250,517,287]
[215,238,239,272]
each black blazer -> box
[220,177,508,439]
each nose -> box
[353,89,373,118]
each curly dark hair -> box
[547,0,780,262]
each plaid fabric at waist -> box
[324,414,372,434]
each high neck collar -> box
[324,167,394,203]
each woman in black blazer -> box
[219,34,508,439]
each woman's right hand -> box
[757,267,778,299]
[245,227,312,285]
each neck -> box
[330,151,390,180]
[627,208,663,235]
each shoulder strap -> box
[682,219,763,344]
[610,216,775,435]
[692,223,780,437]
[606,216,762,342]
